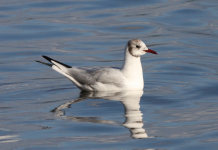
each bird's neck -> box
[121,48,144,82]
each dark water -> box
[1,0,218,149]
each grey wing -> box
[96,69,126,87]
[66,67,108,85]
[66,67,125,86]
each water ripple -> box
[1,0,218,149]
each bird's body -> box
[37,39,157,91]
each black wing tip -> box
[36,60,52,67]
[42,55,72,68]
[42,55,52,62]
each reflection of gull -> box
[52,90,149,139]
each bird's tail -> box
[36,55,70,74]
[36,55,71,71]
[41,55,71,68]
[35,60,52,67]
[36,55,83,89]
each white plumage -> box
[37,39,157,91]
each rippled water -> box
[1,0,218,149]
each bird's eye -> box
[136,45,140,48]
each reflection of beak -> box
[144,49,158,55]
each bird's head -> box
[126,39,157,57]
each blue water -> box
[1,0,218,149]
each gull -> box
[36,39,157,91]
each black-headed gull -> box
[37,39,157,91]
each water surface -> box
[0,0,218,149]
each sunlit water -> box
[0,0,218,149]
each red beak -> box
[144,49,157,55]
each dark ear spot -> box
[128,45,133,56]
[127,40,140,57]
